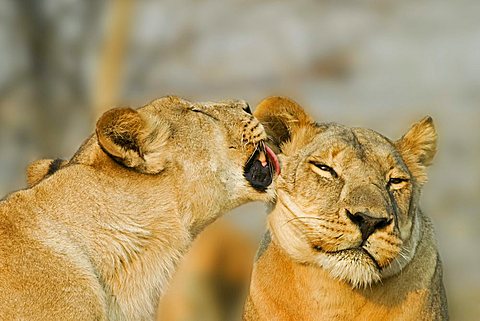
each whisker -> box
[285,216,348,231]
[398,249,409,262]
[286,216,326,223]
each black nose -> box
[347,210,391,242]
[243,104,252,115]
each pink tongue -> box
[265,145,281,175]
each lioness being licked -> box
[0,96,280,321]
[243,97,447,321]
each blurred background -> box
[0,0,478,320]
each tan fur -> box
[26,163,256,321]
[26,159,68,186]
[157,220,256,321]
[0,96,275,321]
[244,97,448,320]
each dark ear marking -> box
[47,158,66,176]
[111,134,141,155]
[26,158,68,187]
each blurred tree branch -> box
[14,0,103,155]
[93,0,134,118]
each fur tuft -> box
[396,116,437,185]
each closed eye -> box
[389,177,408,184]
[387,177,409,190]
[190,107,219,121]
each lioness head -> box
[257,97,437,288]
[27,96,279,232]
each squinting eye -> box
[310,162,338,178]
[388,177,408,185]
[316,164,332,171]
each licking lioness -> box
[0,96,280,321]
[244,97,448,320]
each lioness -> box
[0,96,280,321]
[243,97,448,320]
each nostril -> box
[347,210,392,241]
[375,217,392,230]
[346,210,363,225]
[243,104,252,115]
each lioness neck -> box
[27,162,227,320]
[244,214,446,321]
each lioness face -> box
[133,96,280,193]
[257,97,436,288]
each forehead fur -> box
[283,123,406,171]
[254,97,436,181]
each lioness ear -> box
[96,108,170,174]
[395,116,437,184]
[26,158,67,187]
[254,97,314,150]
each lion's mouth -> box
[244,143,280,191]
[313,245,382,270]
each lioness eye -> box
[388,177,408,185]
[310,162,338,178]
[316,164,331,171]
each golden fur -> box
[0,96,276,321]
[157,220,255,321]
[244,97,448,320]
[27,163,256,321]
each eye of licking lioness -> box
[1,96,281,321]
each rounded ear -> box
[395,116,437,184]
[96,108,170,174]
[26,158,67,187]
[254,97,315,151]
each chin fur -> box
[314,251,381,288]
